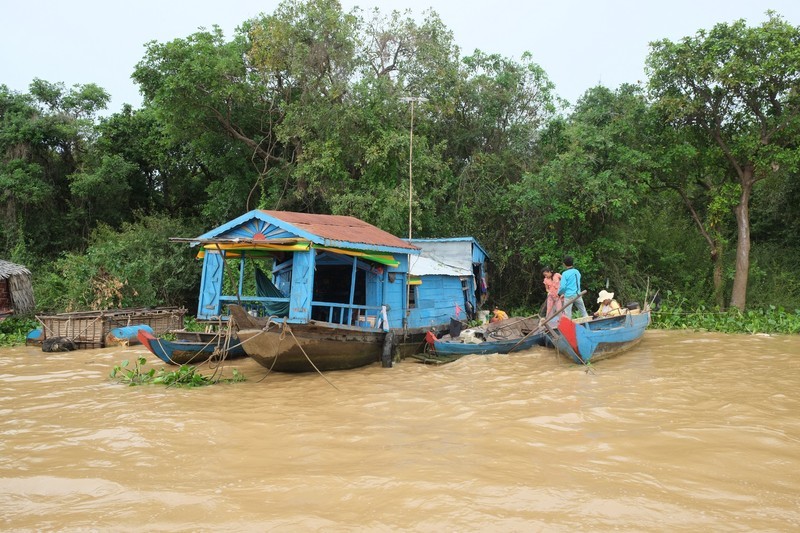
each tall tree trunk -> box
[711,242,725,308]
[729,170,753,311]
[676,187,726,308]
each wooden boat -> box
[137,329,246,365]
[432,317,546,356]
[544,306,651,364]
[228,304,413,373]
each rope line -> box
[284,324,341,391]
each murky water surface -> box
[1,330,799,531]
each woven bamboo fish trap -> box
[36,307,186,349]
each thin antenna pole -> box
[408,99,414,239]
[399,95,427,330]
[400,96,427,239]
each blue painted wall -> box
[197,251,224,319]
[288,250,315,323]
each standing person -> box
[542,267,563,317]
[557,256,589,319]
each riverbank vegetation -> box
[0,316,37,347]
[2,1,798,330]
[651,305,800,335]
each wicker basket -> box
[37,307,186,348]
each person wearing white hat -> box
[593,289,622,318]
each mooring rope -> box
[153,335,214,366]
[283,323,341,391]
[253,316,281,383]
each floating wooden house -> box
[0,259,35,318]
[182,210,489,371]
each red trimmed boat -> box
[137,329,246,365]
[544,305,651,364]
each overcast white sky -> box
[2,1,799,114]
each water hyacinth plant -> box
[651,304,800,334]
[110,357,245,387]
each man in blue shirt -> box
[558,256,588,319]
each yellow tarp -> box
[195,241,399,268]
[196,242,311,259]
[313,246,400,268]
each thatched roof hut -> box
[0,260,35,315]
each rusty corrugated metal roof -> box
[261,210,418,251]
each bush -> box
[34,214,203,312]
[0,315,39,346]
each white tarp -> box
[408,255,471,276]
[408,240,474,277]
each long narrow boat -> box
[137,329,246,365]
[432,317,546,357]
[544,307,651,364]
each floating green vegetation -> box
[110,357,246,387]
[651,305,800,334]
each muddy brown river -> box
[1,330,799,531]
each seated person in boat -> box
[593,290,623,318]
[490,306,509,323]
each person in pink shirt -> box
[542,267,563,317]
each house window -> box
[408,284,418,309]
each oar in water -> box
[508,291,587,353]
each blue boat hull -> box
[138,329,246,365]
[433,330,546,356]
[546,310,651,364]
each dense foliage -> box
[1,1,798,324]
[0,315,38,347]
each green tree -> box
[509,85,654,306]
[132,0,465,236]
[647,118,733,307]
[440,50,558,305]
[646,12,800,310]
[0,80,109,259]
[133,25,264,222]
